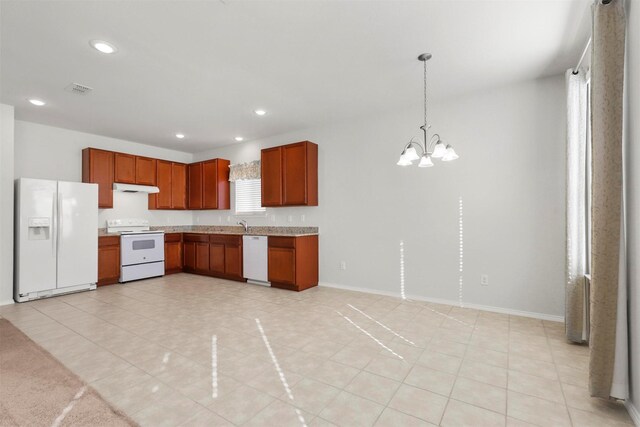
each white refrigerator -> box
[15,178,99,302]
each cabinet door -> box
[268,247,296,284]
[188,162,203,209]
[165,242,182,272]
[114,153,136,184]
[183,242,196,270]
[136,157,156,186]
[282,143,307,205]
[172,163,187,209]
[196,242,209,272]
[98,246,120,285]
[261,147,283,206]
[225,244,243,278]
[202,160,218,209]
[209,243,225,274]
[156,160,173,209]
[83,148,114,208]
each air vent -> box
[64,83,93,95]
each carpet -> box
[0,318,136,426]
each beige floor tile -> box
[207,384,274,425]
[245,399,314,427]
[441,399,505,427]
[387,384,448,425]
[331,345,378,369]
[404,365,457,397]
[507,370,564,403]
[247,367,303,398]
[464,345,508,368]
[345,370,401,405]
[132,392,203,427]
[508,354,558,380]
[416,350,462,374]
[507,390,571,427]
[178,408,234,426]
[568,406,635,426]
[282,350,328,375]
[458,359,507,388]
[364,354,412,381]
[308,360,360,388]
[561,383,634,424]
[374,407,436,426]
[319,391,384,427]
[285,377,341,415]
[451,377,507,414]
[427,337,467,358]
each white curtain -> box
[565,68,588,343]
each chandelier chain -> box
[423,58,427,129]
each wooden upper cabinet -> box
[188,163,203,209]
[261,141,318,207]
[114,153,136,184]
[136,156,156,186]
[153,160,173,209]
[171,163,187,209]
[204,159,230,210]
[187,159,230,210]
[261,147,283,206]
[82,148,114,208]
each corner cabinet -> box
[188,159,230,210]
[261,141,318,207]
[183,233,245,282]
[82,148,114,208]
[268,235,318,291]
[98,236,120,286]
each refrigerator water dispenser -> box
[28,217,50,240]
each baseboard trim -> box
[0,299,15,306]
[318,281,564,322]
[626,400,640,426]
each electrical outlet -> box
[340,261,347,270]
[226,216,231,222]
[481,274,489,286]
[301,214,305,223]
[287,215,293,223]
[270,214,276,223]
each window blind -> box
[235,179,266,214]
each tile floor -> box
[0,273,634,427]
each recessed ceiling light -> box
[234,136,244,142]
[90,40,117,54]
[28,98,46,106]
[254,109,266,116]
[175,133,185,139]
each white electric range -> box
[106,219,165,282]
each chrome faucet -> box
[238,219,248,233]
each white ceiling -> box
[1,0,591,153]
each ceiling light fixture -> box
[234,137,244,142]
[28,98,46,106]
[254,109,266,116]
[89,40,117,54]
[175,133,185,139]
[397,53,459,168]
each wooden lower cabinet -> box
[209,235,244,281]
[98,236,120,286]
[209,243,225,275]
[268,235,318,291]
[164,233,183,274]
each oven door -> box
[120,234,165,266]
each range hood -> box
[113,183,160,194]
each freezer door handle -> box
[52,195,56,255]
[57,192,62,254]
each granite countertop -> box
[99,225,318,237]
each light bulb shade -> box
[442,145,459,162]
[432,141,447,158]
[404,146,420,161]
[397,154,413,166]
[418,155,434,168]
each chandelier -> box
[397,53,458,167]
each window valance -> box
[229,160,260,182]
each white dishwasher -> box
[243,235,270,286]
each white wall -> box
[0,104,15,305]
[14,121,194,226]
[194,74,566,318]
[625,0,640,420]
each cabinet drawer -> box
[268,236,295,249]
[184,233,209,243]
[99,236,120,247]
[165,233,182,243]
[210,234,242,245]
